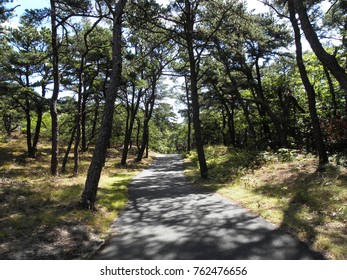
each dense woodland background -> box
[0,0,346,259]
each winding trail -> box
[93,154,322,260]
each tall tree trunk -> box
[185,76,191,153]
[187,52,208,178]
[136,84,156,162]
[289,0,328,166]
[121,105,130,162]
[246,65,284,148]
[221,99,236,147]
[74,18,102,175]
[50,0,60,176]
[121,85,141,165]
[73,58,86,176]
[214,41,257,146]
[50,96,59,175]
[185,0,208,178]
[81,0,127,209]
[32,84,47,157]
[81,91,87,152]
[136,117,141,151]
[73,87,82,177]
[136,121,148,162]
[292,0,347,115]
[277,91,290,148]
[145,138,149,158]
[80,20,102,153]
[255,56,271,141]
[23,72,36,158]
[221,108,227,145]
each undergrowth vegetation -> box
[0,138,152,259]
[184,146,347,260]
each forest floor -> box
[184,146,347,260]
[1,137,346,260]
[0,137,152,259]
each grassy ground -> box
[184,146,347,260]
[0,137,152,259]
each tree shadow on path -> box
[94,154,324,260]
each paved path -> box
[93,154,322,260]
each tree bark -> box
[23,71,35,158]
[289,0,328,166]
[81,91,87,152]
[73,64,83,176]
[32,83,47,158]
[32,104,43,157]
[184,0,208,178]
[25,107,34,158]
[121,84,141,165]
[221,98,236,147]
[50,0,59,176]
[136,117,141,151]
[292,0,347,115]
[214,41,257,147]
[185,76,191,153]
[136,81,156,162]
[74,18,102,176]
[255,56,271,141]
[80,0,127,209]
[136,120,148,162]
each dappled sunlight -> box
[0,138,150,259]
[185,148,347,259]
[94,155,321,260]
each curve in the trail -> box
[93,154,323,260]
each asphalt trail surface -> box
[94,154,322,260]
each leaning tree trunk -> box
[289,0,328,166]
[80,0,127,209]
[32,104,43,158]
[61,125,76,174]
[25,106,34,158]
[292,0,347,116]
[32,83,47,158]
[215,41,257,147]
[74,18,103,176]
